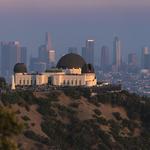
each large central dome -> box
[57,53,86,69]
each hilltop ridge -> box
[0,87,150,150]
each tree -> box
[0,107,23,150]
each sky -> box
[0,0,150,64]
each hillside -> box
[0,87,150,150]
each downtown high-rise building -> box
[81,47,86,61]
[29,56,47,73]
[128,53,138,73]
[85,40,95,65]
[45,32,52,51]
[1,41,21,81]
[68,47,78,54]
[128,53,137,66]
[31,32,56,72]
[101,46,109,71]
[38,45,47,62]
[113,36,121,72]
[20,47,27,65]
[141,47,150,70]
[45,32,56,68]
[47,50,56,68]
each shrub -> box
[24,130,50,145]
[63,87,81,99]
[69,102,80,108]
[22,115,30,121]
[96,116,108,125]
[112,112,122,121]
[93,109,101,116]
[0,107,23,150]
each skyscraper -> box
[37,32,56,70]
[1,41,21,81]
[85,40,95,65]
[68,47,78,54]
[45,32,52,51]
[29,57,46,72]
[47,50,56,68]
[141,47,150,70]
[81,47,86,61]
[38,45,47,62]
[20,47,27,65]
[101,46,109,71]
[113,36,121,71]
[128,53,137,66]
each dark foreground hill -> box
[0,87,150,150]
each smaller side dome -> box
[82,64,95,73]
[14,63,27,73]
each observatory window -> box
[75,80,78,85]
[79,80,82,85]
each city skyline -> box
[1,1,150,149]
[0,0,150,60]
[1,33,150,96]
[1,34,150,66]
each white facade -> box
[52,74,86,86]
[14,73,48,86]
[13,68,97,88]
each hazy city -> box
[1,33,150,96]
[1,0,150,150]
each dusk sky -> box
[0,0,150,63]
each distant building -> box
[68,47,78,54]
[45,32,52,51]
[101,46,109,71]
[37,32,56,69]
[128,53,137,66]
[86,40,95,65]
[12,53,97,89]
[29,57,42,72]
[20,47,27,65]
[47,50,56,68]
[38,45,47,62]
[1,41,21,81]
[113,37,121,72]
[143,54,150,70]
[141,47,150,69]
[127,53,138,73]
[34,62,47,73]
[81,47,86,61]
